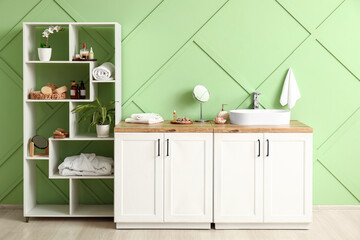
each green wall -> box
[0,0,359,205]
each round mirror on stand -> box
[193,85,210,122]
[29,135,49,157]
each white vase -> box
[96,124,110,138]
[38,48,52,61]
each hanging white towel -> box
[58,153,113,176]
[92,62,115,81]
[280,68,301,109]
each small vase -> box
[96,124,110,138]
[38,48,52,61]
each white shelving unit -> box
[23,22,121,219]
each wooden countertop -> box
[114,120,313,133]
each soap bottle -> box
[70,81,78,99]
[79,81,86,99]
[80,43,89,60]
[173,110,177,121]
[217,104,229,120]
[89,47,94,60]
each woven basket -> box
[29,90,66,100]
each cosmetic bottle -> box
[217,104,229,120]
[80,43,89,60]
[79,81,86,99]
[173,110,177,121]
[89,47,94,60]
[70,81,78,99]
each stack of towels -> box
[58,153,113,176]
[92,62,115,81]
[125,113,164,124]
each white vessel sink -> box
[229,109,290,125]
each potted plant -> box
[71,98,115,138]
[38,25,63,61]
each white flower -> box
[42,29,50,38]
[54,26,61,32]
[48,26,54,34]
[41,25,62,39]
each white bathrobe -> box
[58,153,113,176]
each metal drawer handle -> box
[266,139,269,157]
[257,139,260,157]
[157,139,160,156]
[166,139,169,156]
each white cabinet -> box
[263,133,312,223]
[214,133,312,229]
[214,133,263,223]
[114,133,163,222]
[164,133,213,222]
[115,132,213,228]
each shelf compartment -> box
[70,179,113,217]
[48,140,114,179]
[24,62,96,103]
[25,204,69,217]
[23,24,69,62]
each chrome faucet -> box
[253,92,261,109]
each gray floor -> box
[1,207,359,240]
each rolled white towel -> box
[92,62,115,81]
[131,113,162,120]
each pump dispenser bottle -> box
[217,104,229,120]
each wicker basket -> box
[29,90,66,100]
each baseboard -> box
[313,205,360,210]
[0,204,23,209]
[215,223,311,230]
[116,223,210,229]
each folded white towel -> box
[131,113,162,120]
[92,62,115,81]
[125,117,163,124]
[280,68,301,109]
[58,153,113,176]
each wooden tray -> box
[170,120,193,124]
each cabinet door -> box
[263,133,312,223]
[114,133,163,222]
[214,133,263,223]
[164,133,213,222]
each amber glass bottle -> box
[79,81,86,99]
[70,81,78,99]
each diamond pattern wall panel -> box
[0,0,359,205]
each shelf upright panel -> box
[69,101,78,139]
[23,23,37,216]
[69,178,79,215]
[69,23,79,61]
[115,23,122,124]
[48,139,60,178]
[89,61,98,102]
